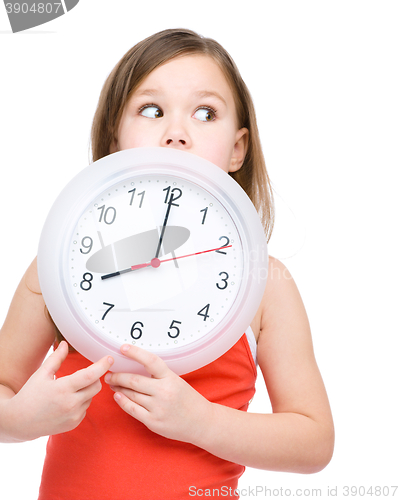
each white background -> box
[0,1,398,498]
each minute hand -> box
[154,198,174,259]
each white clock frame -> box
[37,148,268,375]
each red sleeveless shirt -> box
[38,333,257,500]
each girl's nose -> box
[165,138,186,146]
[162,121,191,149]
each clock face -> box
[67,172,244,352]
[38,148,267,375]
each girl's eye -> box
[139,105,163,119]
[193,107,216,122]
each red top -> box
[38,334,257,500]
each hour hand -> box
[101,258,161,280]
[101,263,150,280]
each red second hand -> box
[131,244,232,271]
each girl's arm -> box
[194,257,335,472]
[0,259,113,443]
[106,257,334,473]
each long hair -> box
[91,28,274,240]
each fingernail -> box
[121,345,130,353]
[114,393,121,401]
[107,356,114,365]
[104,373,111,383]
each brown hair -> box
[91,28,274,240]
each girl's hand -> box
[3,341,113,441]
[105,345,213,444]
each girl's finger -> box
[113,391,151,422]
[120,345,170,379]
[40,341,69,379]
[105,372,154,395]
[67,355,114,392]
[76,378,103,402]
[111,386,152,411]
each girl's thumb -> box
[41,341,69,378]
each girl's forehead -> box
[134,55,234,101]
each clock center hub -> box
[151,258,161,268]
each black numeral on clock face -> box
[128,188,145,207]
[131,321,144,340]
[200,207,208,224]
[168,320,182,338]
[79,236,93,254]
[216,272,229,290]
[101,303,115,320]
[97,205,117,225]
[197,304,210,321]
[80,273,93,291]
[163,186,182,206]
[215,236,230,254]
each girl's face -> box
[113,55,248,174]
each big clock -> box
[37,148,268,375]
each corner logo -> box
[4,0,79,33]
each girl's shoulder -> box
[24,256,41,293]
[251,256,307,343]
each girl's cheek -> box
[200,143,233,173]
[118,131,151,150]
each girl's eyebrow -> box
[193,90,227,106]
[133,89,227,106]
[134,89,159,98]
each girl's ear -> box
[229,128,249,173]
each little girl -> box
[0,29,334,499]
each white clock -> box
[38,148,268,375]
